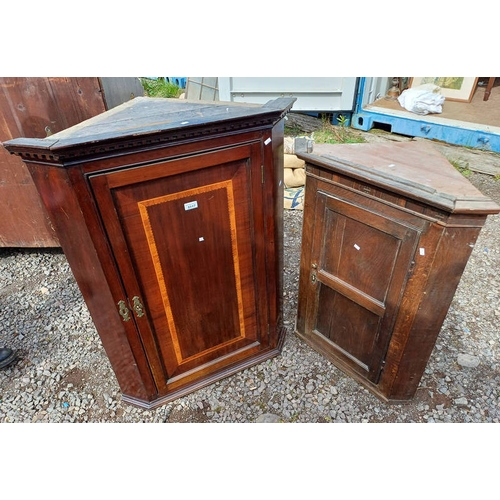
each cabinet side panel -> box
[268,121,286,344]
[26,162,154,402]
[385,222,484,400]
[296,175,319,335]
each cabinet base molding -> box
[123,327,287,409]
[296,329,403,405]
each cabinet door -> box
[90,143,267,392]
[304,190,420,383]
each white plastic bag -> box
[398,84,445,115]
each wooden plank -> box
[0,77,107,247]
[414,137,500,177]
[0,147,58,247]
[0,77,106,138]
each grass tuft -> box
[449,158,472,177]
[313,116,365,145]
[140,78,183,98]
[285,114,365,145]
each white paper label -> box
[199,237,204,242]
[264,138,272,145]
[420,248,425,256]
[184,201,198,211]
[354,244,360,251]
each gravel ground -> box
[1,136,499,425]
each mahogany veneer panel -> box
[4,96,295,407]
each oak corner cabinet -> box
[294,141,500,403]
[4,96,296,408]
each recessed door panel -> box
[309,191,420,382]
[316,286,381,371]
[322,210,401,303]
[138,180,246,361]
[90,143,264,389]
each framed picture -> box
[409,77,478,102]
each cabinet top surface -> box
[297,141,500,214]
[3,96,295,155]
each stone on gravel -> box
[457,354,480,368]
[1,130,499,424]
[255,413,281,423]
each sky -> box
[1,3,493,77]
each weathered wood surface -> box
[0,146,58,247]
[297,141,500,214]
[0,77,144,248]
[0,77,106,139]
[295,141,499,403]
[415,137,500,177]
[353,130,500,177]
[0,77,107,247]
[285,112,323,133]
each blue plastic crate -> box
[166,77,187,88]
[142,77,187,89]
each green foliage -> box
[313,115,365,145]
[450,158,472,177]
[140,77,183,98]
[336,114,349,128]
[285,113,364,145]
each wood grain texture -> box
[0,77,147,247]
[0,147,58,247]
[296,142,499,402]
[138,180,245,363]
[0,77,116,247]
[27,162,157,401]
[4,97,295,406]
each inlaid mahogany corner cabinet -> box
[294,141,500,403]
[4,96,296,408]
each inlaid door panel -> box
[90,143,265,389]
[307,191,420,382]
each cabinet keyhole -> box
[132,296,145,318]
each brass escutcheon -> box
[132,296,145,318]
[118,300,131,322]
